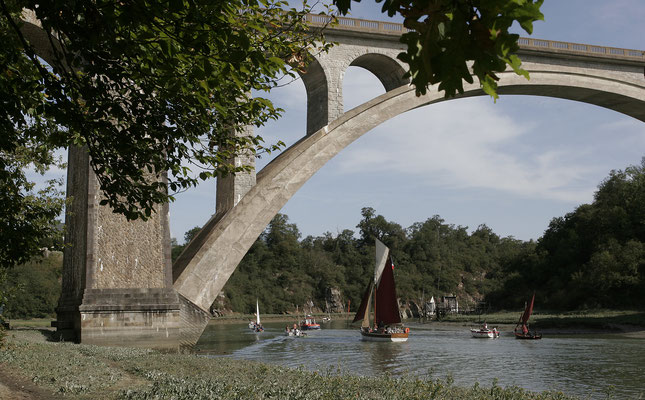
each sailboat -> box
[514,293,541,340]
[352,239,409,342]
[249,299,264,332]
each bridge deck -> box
[306,14,645,63]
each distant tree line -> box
[487,159,645,310]
[4,160,643,319]
[202,159,645,314]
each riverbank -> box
[0,329,584,400]
[206,309,645,336]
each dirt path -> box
[0,365,58,400]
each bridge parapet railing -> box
[305,13,407,34]
[305,13,644,63]
[518,37,645,61]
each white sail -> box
[374,238,389,286]
[256,299,261,325]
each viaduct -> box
[20,12,645,349]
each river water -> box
[195,320,645,399]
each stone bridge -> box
[23,12,644,348]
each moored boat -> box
[353,239,408,342]
[300,315,321,330]
[514,293,541,340]
[470,323,500,338]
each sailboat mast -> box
[373,281,377,328]
[256,299,260,325]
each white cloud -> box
[333,96,602,203]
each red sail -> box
[521,293,535,324]
[352,280,373,323]
[375,257,401,325]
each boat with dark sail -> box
[514,293,541,340]
[352,239,408,342]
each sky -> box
[32,1,641,244]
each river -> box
[195,320,645,399]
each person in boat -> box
[483,322,488,330]
[378,320,385,332]
[522,324,529,335]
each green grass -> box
[1,329,582,400]
[5,317,54,328]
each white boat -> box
[470,323,500,338]
[250,299,264,332]
[285,329,306,337]
[352,239,409,342]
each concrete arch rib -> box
[173,70,645,312]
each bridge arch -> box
[300,58,331,135]
[173,67,645,312]
[349,52,409,92]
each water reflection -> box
[195,321,645,399]
[363,341,408,374]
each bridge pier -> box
[55,146,210,349]
[57,125,257,349]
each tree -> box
[1,0,331,268]
[489,159,645,310]
[170,226,203,263]
[0,141,65,269]
[2,0,543,270]
[334,0,544,98]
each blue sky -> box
[169,1,645,243]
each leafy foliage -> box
[488,159,645,310]
[2,251,62,319]
[214,209,525,314]
[334,0,544,98]
[212,160,645,314]
[2,0,543,271]
[0,136,65,269]
[0,0,333,269]
[1,0,330,221]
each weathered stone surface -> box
[407,301,421,319]
[325,287,345,313]
[77,288,209,349]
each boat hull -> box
[514,332,542,340]
[300,324,320,330]
[470,329,499,338]
[360,330,408,342]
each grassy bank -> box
[0,329,582,400]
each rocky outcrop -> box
[209,292,232,317]
[325,287,345,313]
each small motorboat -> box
[470,323,500,338]
[300,315,321,330]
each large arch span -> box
[173,68,645,312]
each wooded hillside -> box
[4,160,643,319]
